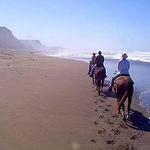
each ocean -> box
[46,51,150,116]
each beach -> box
[0,53,149,150]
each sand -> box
[0,53,149,150]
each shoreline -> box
[46,54,150,117]
[0,53,149,149]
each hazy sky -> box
[0,0,150,52]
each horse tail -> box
[118,88,129,110]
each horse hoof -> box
[126,115,129,120]
[120,112,126,121]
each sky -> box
[0,0,150,52]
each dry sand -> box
[0,53,149,150]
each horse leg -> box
[126,85,133,119]
[115,89,121,114]
[101,79,104,92]
[118,89,128,111]
[99,80,102,93]
[122,104,125,114]
[117,98,121,114]
[95,83,98,90]
[95,78,98,90]
[98,80,100,95]
[121,104,126,121]
[126,95,132,119]
[92,76,94,85]
[95,75,97,85]
[98,86,100,95]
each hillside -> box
[0,27,26,50]
[0,27,63,54]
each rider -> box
[91,53,96,64]
[88,53,96,75]
[90,51,107,78]
[108,53,130,92]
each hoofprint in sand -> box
[0,53,149,150]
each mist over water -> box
[46,50,150,115]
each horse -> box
[89,62,96,85]
[113,76,134,120]
[95,67,106,95]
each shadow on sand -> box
[103,90,116,98]
[104,90,150,132]
[127,109,150,132]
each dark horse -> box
[113,76,134,120]
[94,67,105,95]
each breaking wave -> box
[49,51,150,63]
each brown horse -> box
[95,67,106,95]
[91,65,96,85]
[113,76,134,120]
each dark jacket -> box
[95,55,104,67]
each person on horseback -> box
[88,53,96,75]
[89,51,107,78]
[108,53,130,92]
[91,53,96,64]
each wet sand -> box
[0,53,149,150]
